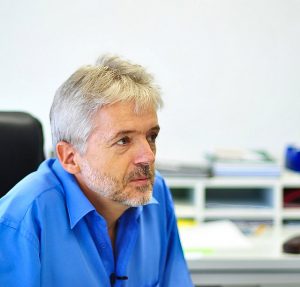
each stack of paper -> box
[156,162,210,178]
[179,220,252,257]
[207,148,281,177]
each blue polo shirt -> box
[0,159,193,287]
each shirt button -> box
[99,243,106,249]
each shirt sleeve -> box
[0,220,40,287]
[158,177,194,287]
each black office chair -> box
[0,112,45,198]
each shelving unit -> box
[165,170,300,232]
[165,170,300,287]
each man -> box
[0,55,193,286]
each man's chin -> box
[120,189,153,207]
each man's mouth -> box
[130,176,149,182]
[127,165,154,186]
[129,176,152,187]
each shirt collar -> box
[50,159,159,229]
[148,197,158,205]
[52,159,95,229]
[134,195,159,220]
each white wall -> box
[1,0,300,163]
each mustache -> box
[126,164,154,181]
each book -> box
[207,148,281,177]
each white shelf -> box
[281,170,300,187]
[174,204,197,218]
[282,208,300,219]
[204,209,274,219]
[204,177,277,188]
[165,170,300,230]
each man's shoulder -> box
[0,159,64,226]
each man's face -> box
[76,102,160,207]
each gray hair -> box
[50,55,163,154]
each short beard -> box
[80,160,154,207]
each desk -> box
[188,257,300,287]
[183,226,300,287]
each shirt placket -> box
[86,212,115,283]
[113,208,141,287]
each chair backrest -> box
[0,112,45,197]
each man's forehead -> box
[91,102,159,139]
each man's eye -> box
[116,136,130,146]
[147,133,158,144]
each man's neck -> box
[93,197,128,250]
[77,182,129,248]
[93,195,129,228]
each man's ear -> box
[56,141,81,174]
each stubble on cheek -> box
[80,160,155,206]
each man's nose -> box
[133,140,155,165]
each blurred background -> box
[1,0,300,163]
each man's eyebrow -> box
[109,130,135,141]
[149,125,160,133]
[108,125,160,142]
